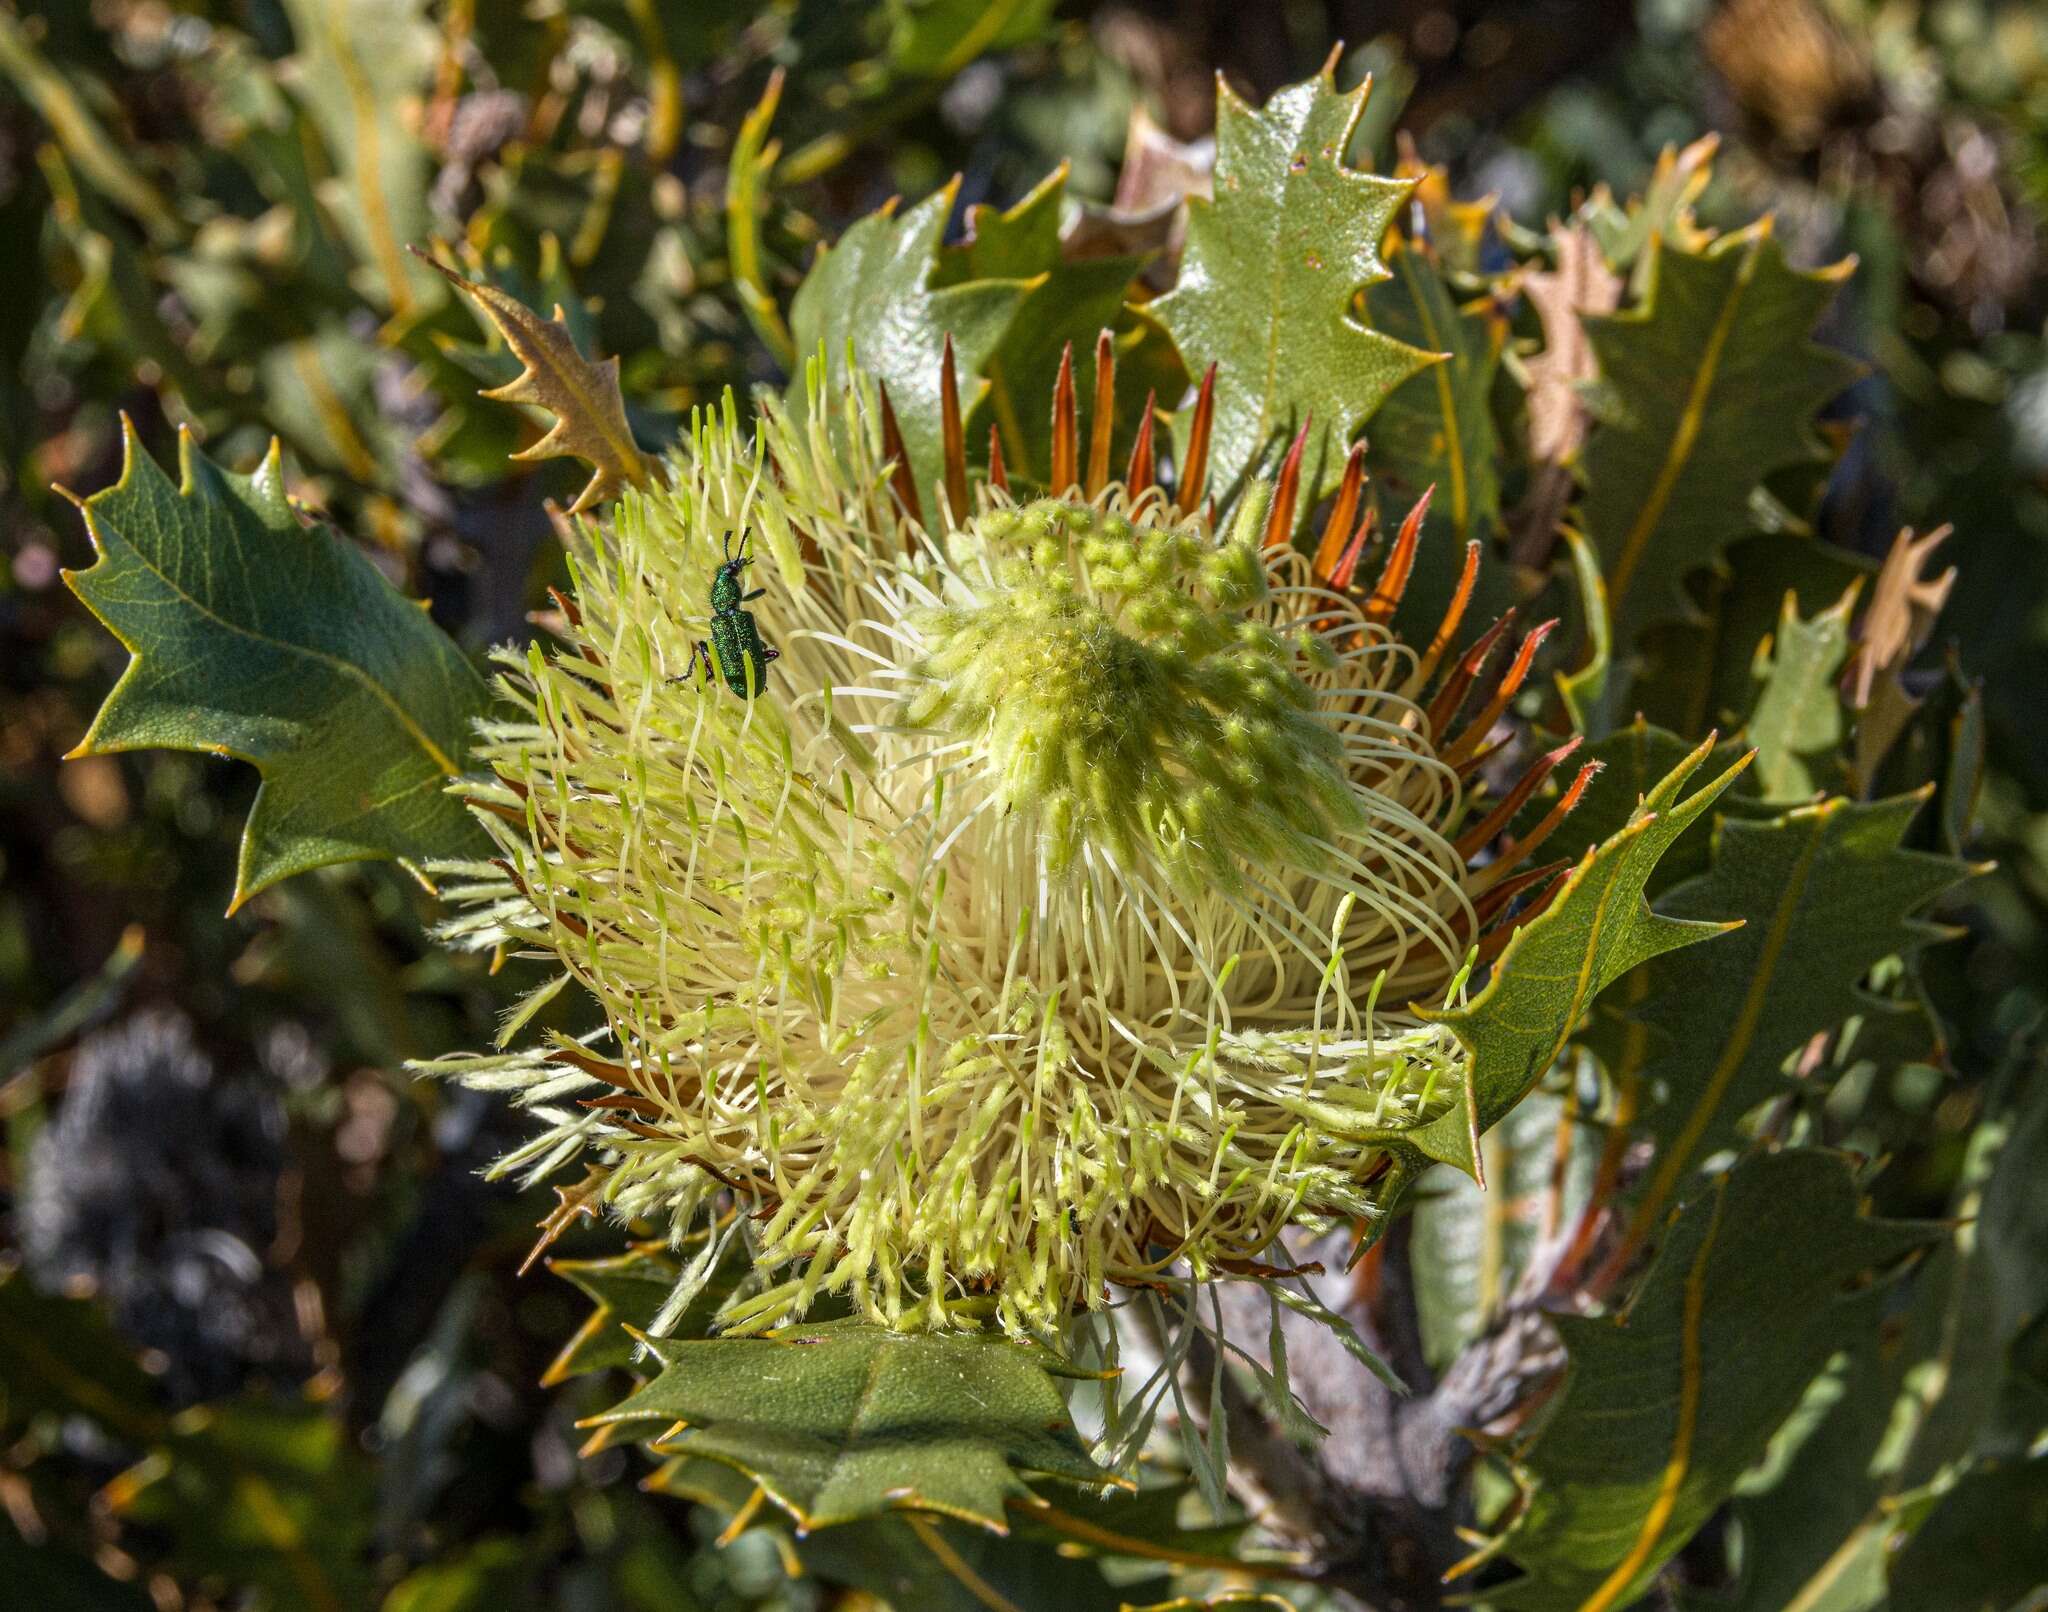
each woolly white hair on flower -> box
[429,364,1593,1338]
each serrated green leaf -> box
[1360,235,1504,545]
[544,1244,685,1384]
[1151,65,1437,506]
[1407,737,1752,1181]
[1696,1339,1899,1612]
[1747,583,1858,803]
[1492,1149,1938,1612]
[1581,226,1859,652]
[1515,721,1759,894]
[587,1320,1114,1531]
[62,423,492,909]
[1580,132,1719,284]
[1632,533,1874,739]
[642,1451,767,1517]
[935,166,1152,484]
[1619,793,1971,1238]
[1705,1070,2046,1612]
[789,185,1031,512]
[545,1234,751,1383]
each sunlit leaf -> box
[62,424,492,908]
[1151,62,1437,505]
[1407,737,1752,1182]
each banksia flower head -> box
[438,344,1593,1339]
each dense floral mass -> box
[436,370,1583,1336]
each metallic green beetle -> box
[686,530,780,697]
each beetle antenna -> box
[722,529,734,563]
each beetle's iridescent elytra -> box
[685,530,780,697]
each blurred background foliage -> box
[0,0,2043,1607]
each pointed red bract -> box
[1313,442,1369,580]
[1051,342,1078,495]
[1178,362,1217,512]
[1262,416,1312,552]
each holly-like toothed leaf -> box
[649,1459,1253,1611]
[1614,792,1973,1243]
[789,184,1032,512]
[1581,224,1861,654]
[543,1244,683,1384]
[1360,233,1512,633]
[61,423,492,910]
[1404,737,1752,1183]
[418,251,658,513]
[1491,1149,1938,1612]
[1151,59,1438,507]
[1581,132,1720,284]
[1632,533,1874,743]
[1512,720,1760,894]
[585,1320,1117,1532]
[933,165,1154,484]
[543,1232,754,1383]
[1746,582,1858,804]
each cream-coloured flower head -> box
[439,372,1579,1337]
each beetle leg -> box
[693,640,715,687]
[743,587,767,602]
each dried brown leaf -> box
[415,249,657,513]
